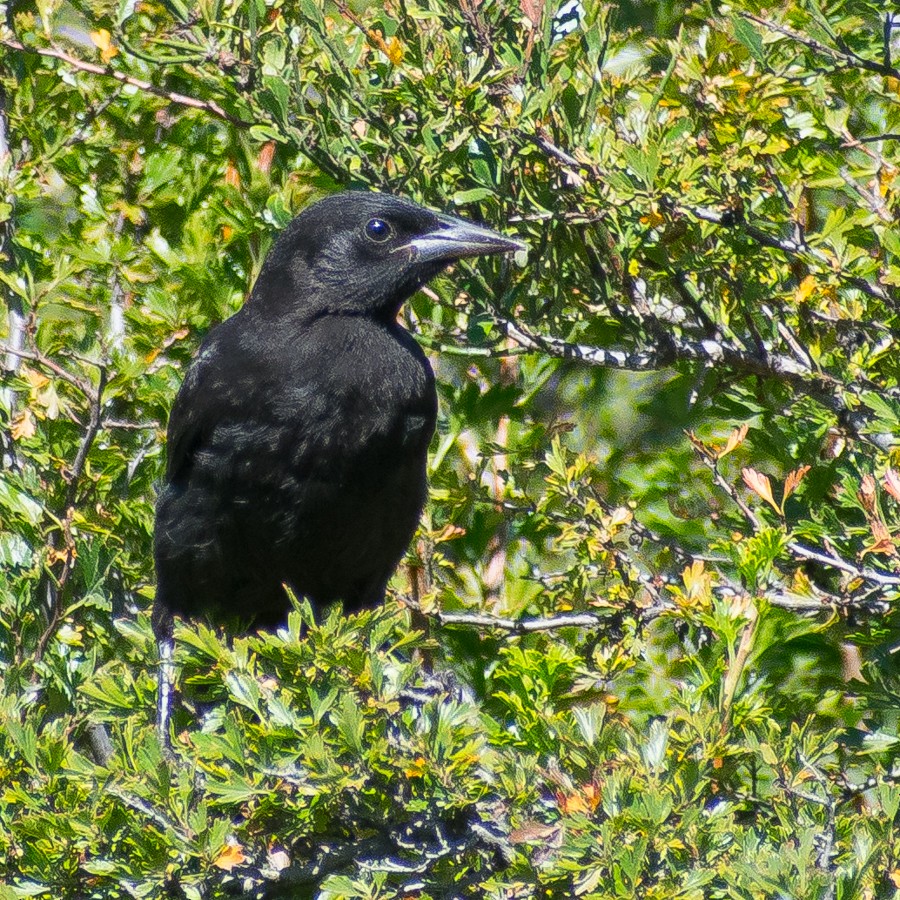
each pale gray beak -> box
[405,212,526,263]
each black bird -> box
[152,191,524,739]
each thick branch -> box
[438,610,611,633]
[495,315,889,449]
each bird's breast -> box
[270,318,436,477]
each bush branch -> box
[1,37,251,127]
[494,315,889,450]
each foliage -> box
[2,0,900,896]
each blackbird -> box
[152,191,524,740]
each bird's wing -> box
[164,325,261,484]
[164,347,219,483]
[164,319,322,486]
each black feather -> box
[152,191,523,635]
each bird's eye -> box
[364,218,393,243]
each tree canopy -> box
[2,0,900,897]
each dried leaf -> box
[718,423,748,459]
[858,473,877,514]
[519,0,545,27]
[582,782,601,811]
[47,545,77,565]
[267,847,291,872]
[22,368,49,390]
[639,209,665,228]
[840,643,864,683]
[510,822,557,844]
[385,37,404,65]
[607,506,633,528]
[557,789,591,815]
[257,141,276,174]
[213,842,246,871]
[682,559,711,603]
[861,519,897,557]
[224,160,241,188]
[783,464,811,502]
[10,409,36,441]
[90,29,119,63]
[433,524,466,542]
[404,756,427,778]
[741,468,780,514]
[884,468,900,503]
[793,274,816,303]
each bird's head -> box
[248,192,525,321]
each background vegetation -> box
[2,0,900,896]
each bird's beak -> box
[404,213,527,264]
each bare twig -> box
[436,610,613,633]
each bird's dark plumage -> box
[152,191,523,639]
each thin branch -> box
[787,541,900,588]
[691,439,900,590]
[1,344,96,398]
[690,441,762,530]
[840,764,900,797]
[435,585,842,636]
[1,37,251,127]
[528,130,894,308]
[34,361,109,660]
[793,753,837,900]
[532,131,584,170]
[63,367,107,511]
[106,785,187,837]
[884,12,894,72]
[101,418,158,431]
[741,12,900,79]
[265,813,512,893]
[436,610,613,633]
[685,205,892,305]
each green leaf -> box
[452,187,495,205]
[732,16,765,62]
